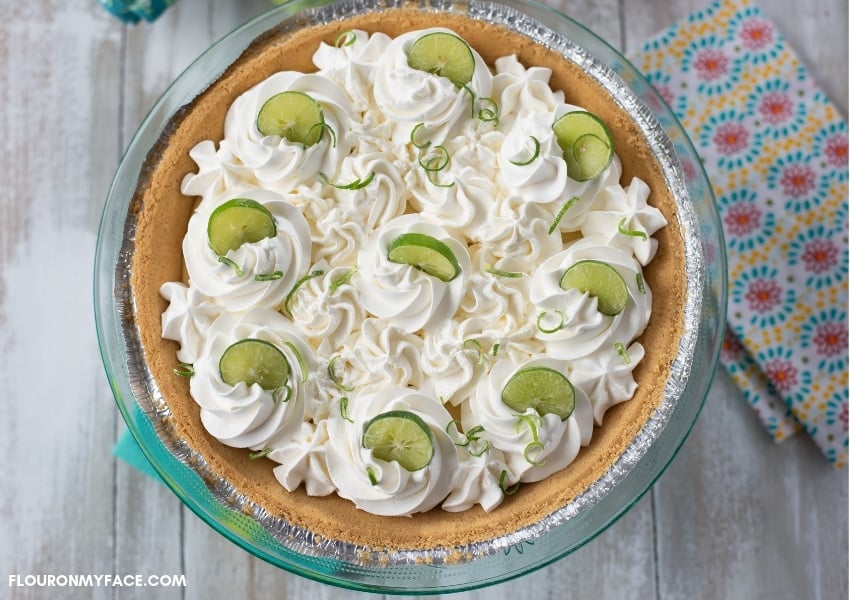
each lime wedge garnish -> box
[406,32,475,85]
[387,232,460,282]
[256,91,325,146]
[552,111,614,181]
[362,410,435,471]
[501,366,576,420]
[218,339,289,390]
[207,198,277,256]
[559,259,629,316]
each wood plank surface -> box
[0,0,846,598]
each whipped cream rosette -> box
[179,140,248,206]
[470,199,563,274]
[220,71,354,195]
[581,177,668,265]
[312,30,391,114]
[182,188,312,312]
[442,446,510,513]
[358,214,471,333]
[324,387,458,516]
[284,261,363,355]
[498,110,568,205]
[406,158,498,235]
[542,155,624,234]
[190,308,313,449]
[324,151,408,230]
[267,420,335,497]
[492,55,565,128]
[373,28,493,145]
[530,236,651,360]
[160,282,221,364]
[570,341,646,425]
[462,357,593,484]
[334,318,426,392]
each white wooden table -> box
[1,0,846,598]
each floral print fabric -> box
[634,0,848,465]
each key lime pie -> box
[130,7,686,550]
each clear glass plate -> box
[94,0,727,593]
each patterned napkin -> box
[632,0,848,466]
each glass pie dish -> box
[94,0,727,593]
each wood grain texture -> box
[0,0,846,598]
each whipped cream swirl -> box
[530,236,652,360]
[358,214,471,333]
[324,387,458,516]
[160,282,221,364]
[183,189,311,312]
[220,71,354,194]
[373,28,493,145]
[190,309,312,449]
[463,357,593,483]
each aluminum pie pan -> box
[113,0,703,570]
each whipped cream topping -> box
[463,357,593,484]
[190,308,312,449]
[324,387,458,516]
[530,237,652,360]
[183,188,312,312]
[162,27,668,515]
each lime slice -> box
[406,32,475,85]
[362,410,435,471]
[256,91,325,146]
[207,198,277,256]
[552,111,614,181]
[387,232,460,282]
[559,259,629,316]
[219,339,289,390]
[501,366,575,420]
[565,134,612,181]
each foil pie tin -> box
[97,0,724,591]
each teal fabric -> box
[98,0,178,23]
[114,428,164,482]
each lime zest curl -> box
[283,269,325,316]
[330,266,358,291]
[248,447,272,460]
[617,217,648,241]
[536,310,565,334]
[523,441,545,467]
[366,466,379,485]
[273,384,292,404]
[548,196,580,235]
[476,97,500,124]
[509,136,541,166]
[319,171,375,190]
[636,272,646,294]
[340,396,354,423]
[173,363,194,378]
[334,30,357,47]
[254,271,283,282]
[484,263,523,278]
[306,121,337,148]
[217,256,244,277]
[284,341,308,383]
[410,122,431,150]
[328,356,355,392]
[462,338,486,366]
[615,342,631,364]
[499,469,521,496]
